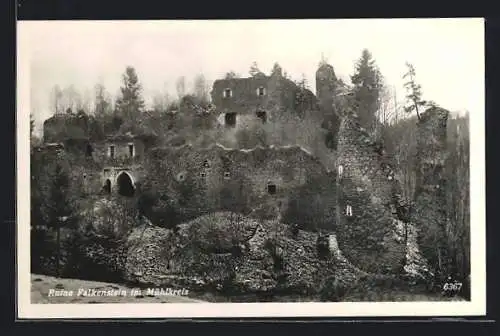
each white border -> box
[16,19,486,319]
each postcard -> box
[17,18,485,319]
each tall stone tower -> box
[412,106,450,278]
[316,61,337,112]
[316,61,340,149]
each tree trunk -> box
[56,223,61,278]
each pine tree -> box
[115,66,145,123]
[403,62,427,121]
[46,161,75,277]
[350,49,383,131]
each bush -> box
[62,224,128,282]
[30,227,58,276]
[319,276,349,301]
[316,235,330,259]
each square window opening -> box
[267,183,277,195]
[225,112,237,127]
[223,88,232,98]
[256,110,267,123]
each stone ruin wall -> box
[336,110,407,274]
[141,143,337,230]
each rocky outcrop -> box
[412,107,450,277]
[124,212,362,295]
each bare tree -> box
[193,73,209,105]
[224,71,238,79]
[176,76,186,100]
[50,85,63,114]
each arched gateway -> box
[116,171,135,197]
[101,168,136,197]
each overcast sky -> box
[19,19,484,133]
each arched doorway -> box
[117,172,135,197]
[103,179,111,194]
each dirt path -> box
[31,274,205,304]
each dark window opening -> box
[267,183,277,195]
[325,132,337,149]
[103,179,111,194]
[83,173,87,179]
[225,112,237,127]
[224,171,231,179]
[200,172,206,178]
[257,87,266,96]
[109,145,115,159]
[128,144,134,157]
[203,159,210,168]
[223,88,232,98]
[256,110,267,123]
[85,143,93,157]
[117,172,135,197]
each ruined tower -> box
[316,61,340,149]
[412,107,450,278]
[335,108,408,274]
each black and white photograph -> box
[17,18,485,318]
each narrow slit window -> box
[128,143,134,157]
[267,183,277,195]
[346,205,353,217]
[257,86,266,96]
[86,143,93,157]
[109,145,115,159]
[223,88,232,98]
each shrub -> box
[319,276,349,302]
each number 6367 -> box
[443,282,462,291]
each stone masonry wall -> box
[141,143,336,230]
[336,109,406,274]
